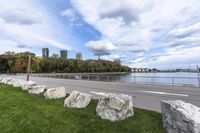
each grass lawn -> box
[0,84,166,133]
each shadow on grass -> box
[0,84,166,133]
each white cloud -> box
[0,39,30,54]
[86,40,117,56]
[61,9,77,22]
[0,0,76,55]
[167,22,200,38]
[0,8,42,25]
[128,45,200,68]
[71,0,200,68]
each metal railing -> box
[28,73,200,88]
[129,76,200,87]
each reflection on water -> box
[122,72,200,87]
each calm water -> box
[121,72,200,87]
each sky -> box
[0,0,200,69]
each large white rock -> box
[44,87,66,99]
[64,90,91,108]
[2,78,12,84]
[28,85,46,94]
[22,81,37,90]
[161,100,200,133]
[6,79,15,85]
[0,77,3,83]
[13,80,26,87]
[95,92,134,121]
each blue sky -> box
[0,0,200,69]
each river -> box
[31,72,200,87]
[121,72,200,87]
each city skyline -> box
[0,0,200,69]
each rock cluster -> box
[161,100,200,133]
[95,92,134,121]
[1,77,136,122]
[64,90,92,108]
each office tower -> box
[42,48,49,57]
[60,50,68,59]
[114,59,121,64]
[76,52,82,60]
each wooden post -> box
[27,55,31,81]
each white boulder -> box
[22,81,36,90]
[95,92,134,121]
[28,85,46,94]
[161,100,200,133]
[0,77,3,83]
[64,90,91,108]
[44,87,66,99]
[6,79,15,85]
[13,80,26,87]
[2,78,12,84]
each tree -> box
[0,56,9,73]
[0,52,131,73]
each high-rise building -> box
[114,59,121,64]
[60,50,68,59]
[42,48,49,57]
[76,52,82,60]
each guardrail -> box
[129,76,200,88]
[28,73,200,88]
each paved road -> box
[3,75,200,112]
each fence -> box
[29,73,200,88]
[128,76,200,87]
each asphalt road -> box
[3,75,200,112]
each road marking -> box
[136,90,189,97]
[90,91,108,96]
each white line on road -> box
[90,91,107,95]
[136,90,189,97]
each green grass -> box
[0,84,166,133]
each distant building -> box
[51,53,59,58]
[76,52,82,60]
[4,51,15,55]
[114,59,121,64]
[42,48,49,57]
[60,50,68,59]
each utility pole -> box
[189,64,191,72]
[27,55,31,81]
[98,55,100,60]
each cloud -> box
[71,0,154,54]
[85,40,117,56]
[0,8,41,25]
[0,39,30,54]
[166,36,200,47]
[0,0,77,55]
[167,22,200,38]
[99,5,139,25]
[71,0,200,68]
[129,45,200,68]
[61,9,77,22]
[130,47,147,53]
[16,44,31,48]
